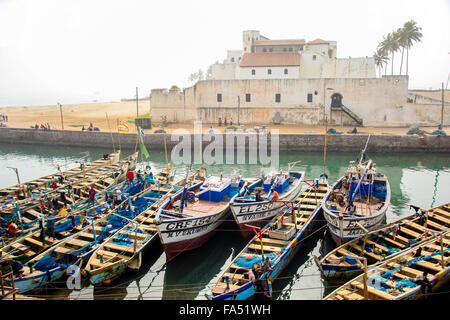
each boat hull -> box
[231,175,303,237]
[158,209,231,261]
[213,205,325,300]
[89,255,136,285]
[14,266,67,293]
[322,175,390,245]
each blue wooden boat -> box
[315,202,450,282]
[322,158,391,245]
[0,150,121,204]
[0,175,146,263]
[83,169,207,285]
[230,166,305,237]
[0,151,138,247]
[324,230,450,300]
[2,172,168,293]
[207,176,329,300]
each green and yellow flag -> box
[137,124,150,159]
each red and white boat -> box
[155,173,244,261]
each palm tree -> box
[373,48,389,78]
[396,27,409,75]
[378,32,399,76]
[402,20,423,76]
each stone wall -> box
[150,77,412,126]
[1,128,449,153]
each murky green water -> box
[1,142,449,300]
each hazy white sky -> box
[0,0,449,106]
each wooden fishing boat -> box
[207,176,329,300]
[0,176,147,262]
[4,175,169,293]
[324,230,450,300]
[0,152,138,239]
[230,165,305,237]
[0,151,121,203]
[76,168,206,286]
[156,172,244,261]
[322,158,391,245]
[315,203,450,281]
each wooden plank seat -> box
[261,237,288,246]
[103,242,136,254]
[67,238,90,247]
[399,227,422,239]
[248,243,282,253]
[347,243,383,261]
[428,212,450,226]
[350,281,394,300]
[9,243,34,257]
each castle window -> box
[231,57,235,62]
[284,68,288,75]
[269,48,273,52]
[217,93,222,102]
[246,93,251,102]
[313,55,317,60]
[307,93,313,103]
[289,48,293,52]
[283,48,287,52]
[263,48,267,52]
[251,69,255,75]
[275,94,281,103]
[268,69,272,75]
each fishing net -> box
[33,254,60,271]
[368,274,418,296]
[234,252,280,269]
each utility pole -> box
[441,82,445,129]
[136,87,139,118]
[237,95,240,126]
[58,103,64,130]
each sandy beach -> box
[0,100,447,136]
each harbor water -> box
[1,142,449,300]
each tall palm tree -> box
[373,48,389,78]
[396,27,409,75]
[378,32,399,76]
[402,20,423,76]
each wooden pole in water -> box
[117,119,122,153]
[440,233,445,269]
[441,82,445,129]
[163,130,169,171]
[363,258,368,299]
[105,112,115,152]
[58,103,64,130]
[323,116,328,176]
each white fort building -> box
[149,30,449,127]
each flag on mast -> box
[136,124,149,159]
[117,121,129,133]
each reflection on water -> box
[0,143,449,300]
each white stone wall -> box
[321,57,376,78]
[210,62,237,80]
[298,52,326,78]
[150,77,420,126]
[236,66,300,80]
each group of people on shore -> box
[0,114,8,122]
[33,123,51,130]
[218,117,232,127]
[82,122,100,131]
